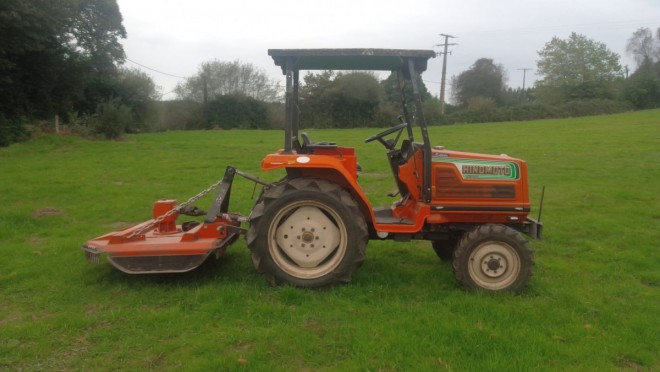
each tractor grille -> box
[434,168,515,199]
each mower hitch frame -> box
[82,166,268,274]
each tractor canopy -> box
[269,48,435,76]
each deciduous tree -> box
[623,27,660,109]
[452,58,507,107]
[381,71,432,106]
[535,33,621,102]
[65,0,126,73]
[299,71,386,128]
[175,60,280,102]
[626,27,660,67]
[0,0,127,121]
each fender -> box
[261,151,374,219]
[261,151,431,234]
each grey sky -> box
[116,0,659,100]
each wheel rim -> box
[467,240,521,290]
[268,200,347,279]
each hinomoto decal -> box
[433,157,520,180]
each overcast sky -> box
[116,0,659,101]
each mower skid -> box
[108,252,214,274]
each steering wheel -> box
[364,122,408,149]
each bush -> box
[206,94,269,129]
[63,112,93,138]
[623,74,660,109]
[0,115,30,147]
[265,102,285,129]
[150,100,204,131]
[559,99,632,117]
[466,96,497,112]
[505,103,561,121]
[91,100,135,140]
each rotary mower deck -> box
[83,166,261,274]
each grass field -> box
[1,110,658,370]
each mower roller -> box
[83,49,543,292]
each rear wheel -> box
[452,224,533,293]
[247,178,368,288]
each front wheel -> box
[452,224,534,293]
[247,178,368,288]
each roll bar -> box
[268,48,436,202]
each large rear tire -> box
[247,178,368,288]
[452,224,533,293]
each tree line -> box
[446,30,659,124]
[1,0,658,147]
[163,27,660,131]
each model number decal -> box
[462,164,512,177]
[433,157,520,180]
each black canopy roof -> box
[269,48,435,74]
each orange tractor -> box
[83,49,542,292]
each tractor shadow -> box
[86,241,539,298]
[87,248,263,290]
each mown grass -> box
[1,110,658,370]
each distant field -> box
[1,110,658,370]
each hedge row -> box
[438,99,634,125]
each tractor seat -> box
[399,139,420,163]
[300,132,337,153]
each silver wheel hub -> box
[483,255,507,277]
[468,241,520,290]
[275,206,340,268]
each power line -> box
[125,58,187,79]
[158,89,179,100]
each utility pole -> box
[517,68,532,90]
[435,34,457,114]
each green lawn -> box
[1,110,658,370]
